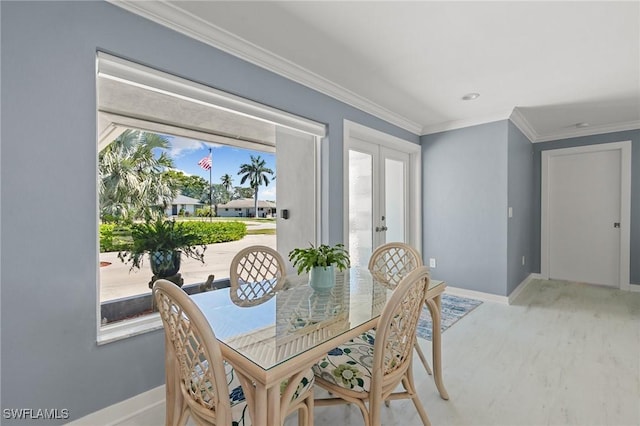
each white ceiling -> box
[113,1,640,142]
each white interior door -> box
[347,137,411,267]
[542,142,631,288]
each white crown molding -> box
[510,108,640,143]
[106,0,423,135]
[509,108,539,142]
[532,120,640,143]
[420,111,513,136]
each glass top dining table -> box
[188,267,448,424]
[190,267,444,371]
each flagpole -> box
[208,148,212,222]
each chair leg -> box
[402,376,431,426]
[355,400,371,426]
[414,340,433,375]
[297,391,314,426]
[386,342,432,409]
[410,395,431,426]
[296,405,307,426]
[176,405,189,426]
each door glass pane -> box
[349,150,373,268]
[384,158,405,243]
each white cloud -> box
[259,186,276,201]
[169,167,192,176]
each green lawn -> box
[173,217,276,223]
[246,228,276,235]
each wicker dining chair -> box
[153,280,314,426]
[312,266,432,426]
[230,245,286,307]
[368,242,433,376]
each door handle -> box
[614,222,621,228]
[375,226,388,232]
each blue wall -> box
[423,121,638,296]
[421,121,509,296]
[0,1,418,422]
[507,122,534,294]
[531,129,640,285]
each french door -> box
[345,129,417,268]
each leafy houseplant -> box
[118,218,206,287]
[288,243,351,291]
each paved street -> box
[100,221,275,301]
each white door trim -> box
[343,120,421,254]
[541,141,631,290]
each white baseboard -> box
[66,385,165,426]
[508,273,543,304]
[445,286,509,305]
[445,273,543,306]
[629,283,640,292]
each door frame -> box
[541,141,631,290]
[343,120,421,255]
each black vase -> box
[149,250,181,278]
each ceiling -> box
[112,1,640,142]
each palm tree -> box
[221,173,233,193]
[237,155,274,218]
[99,130,177,221]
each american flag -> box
[198,154,212,171]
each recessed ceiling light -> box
[575,122,590,128]
[462,93,480,101]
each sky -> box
[160,135,276,201]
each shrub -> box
[99,224,133,252]
[195,208,214,217]
[181,221,247,244]
[99,220,247,252]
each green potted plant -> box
[288,243,351,291]
[117,217,206,287]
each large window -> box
[99,130,277,308]
[96,53,324,342]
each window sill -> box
[97,313,163,345]
[97,279,230,345]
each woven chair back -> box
[153,280,233,424]
[373,266,430,377]
[368,242,423,289]
[230,245,286,307]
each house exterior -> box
[217,198,276,218]
[164,194,204,217]
[1,2,639,424]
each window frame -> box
[96,52,326,344]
